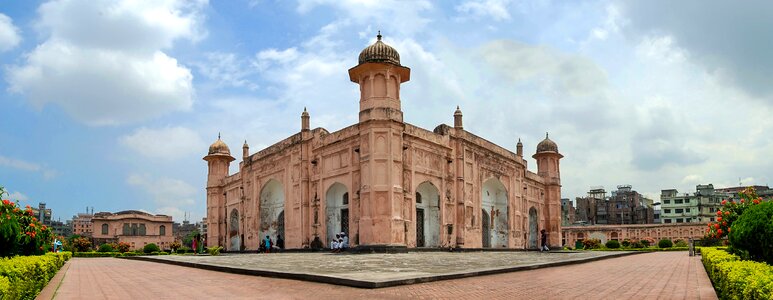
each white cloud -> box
[0,155,58,179]
[127,173,197,222]
[296,0,432,36]
[195,52,258,90]
[121,126,206,160]
[6,0,206,126]
[455,0,512,21]
[0,13,21,52]
[635,35,687,64]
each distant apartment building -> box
[72,212,94,236]
[575,185,654,225]
[31,202,72,237]
[715,185,773,201]
[92,210,174,251]
[31,202,52,225]
[173,220,199,242]
[606,185,654,224]
[660,184,725,224]
[561,198,575,225]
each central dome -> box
[358,32,401,66]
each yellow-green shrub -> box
[0,252,71,299]
[702,247,773,299]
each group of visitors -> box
[330,232,349,253]
[259,234,285,253]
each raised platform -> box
[127,250,641,288]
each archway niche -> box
[325,182,349,246]
[230,208,240,251]
[415,181,441,247]
[482,178,508,248]
[259,179,285,243]
[529,207,538,249]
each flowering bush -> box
[705,187,763,239]
[116,242,131,253]
[71,237,92,252]
[170,241,182,253]
[640,237,655,247]
[0,186,54,257]
[582,238,601,249]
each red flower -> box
[728,228,732,232]
[725,211,730,216]
[717,229,723,235]
[717,217,723,222]
[29,223,35,227]
[741,199,745,204]
[723,221,727,226]
[1,199,9,205]
[753,199,760,204]
[721,199,727,205]
[717,211,723,216]
[714,224,720,229]
[42,225,47,230]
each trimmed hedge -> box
[590,247,688,252]
[0,252,71,299]
[702,247,773,299]
[605,240,621,249]
[658,239,673,248]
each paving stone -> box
[53,251,718,299]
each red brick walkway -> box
[53,252,717,299]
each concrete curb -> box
[35,259,72,300]
[125,251,644,289]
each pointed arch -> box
[482,177,508,248]
[416,181,441,247]
[229,208,240,251]
[259,179,285,243]
[528,207,538,249]
[325,182,349,245]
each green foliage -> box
[701,247,773,299]
[0,252,71,299]
[729,201,773,264]
[207,246,223,256]
[674,239,688,247]
[592,247,688,252]
[640,237,655,248]
[143,243,160,254]
[97,243,114,253]
[582,238,601,249]
[605,240,620,249]
[658,239,673,248]
[621,239,631,247]
[0,186,55,257]
[74,251,120,258]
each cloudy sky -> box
[1,0,771,223]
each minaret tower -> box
[203,134,235,247]
[348,32,411,248]
[532,133,563,248]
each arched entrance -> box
[482,178,508,247]
[528,207,538,249]
[259,179,285,244]
[481,209,490,248]
[415,181,441,247]
[325,183,349,246]
[229,208,240,251]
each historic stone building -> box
[562,223,706,248]
[204,34,563,251]
[91,210,174,251]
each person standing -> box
[276,235,284,250]
[540,229,549,252]
[263,235,272,253]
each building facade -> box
[205,34,563,251]
[91,210,174,251]
[574,185,654,225]
[562,223,707,247]
[561,198,575,226]
[660,184,724,224]
[72,212,94,236]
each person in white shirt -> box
[331,234,340,251]
[340,232,349,249]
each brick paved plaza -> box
[49,251,717,299]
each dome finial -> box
[377,30,382,41]
[546,132,549,139]
[218,132,221,140]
